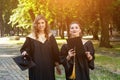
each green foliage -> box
[9,0,35,28]
[9,0,53,29]
[0,0,18,36]
[8,0,120,40]
[9,0,100,29]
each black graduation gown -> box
[60,40,95,80]
[84,41,95,70]
[20,35,60,80]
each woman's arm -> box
[20,37,32,56]
[84,41,95,70]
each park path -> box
[0,37,65,80]
[0,37,28,80]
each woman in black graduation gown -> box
[20,15,61,80]
[60,22,95,80]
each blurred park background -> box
[0,0,120,80]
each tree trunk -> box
[98,0,113,48]
[58,22,62,38]
[66,16,71,38]
[60,21,64,39]
[92,20,99,40]
[28,9,35,22]
[99,15,112,48]
[0,2,4,37]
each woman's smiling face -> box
[69,23,81,38]
[37,19,46,32]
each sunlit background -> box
[0,0,120,80]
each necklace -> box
[38,34,46,43]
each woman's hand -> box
[56,65,61,75]
[55,62,61,75]
[66,49,76,60]
[85,51,93,61]
[21,51,28,56]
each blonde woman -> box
[20,15,61,80]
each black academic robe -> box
[20,35,60,80]
[60,40,95,80]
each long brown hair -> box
[32,15,50,39]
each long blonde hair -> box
[32,15,50,39]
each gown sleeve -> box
[60,44,73,70]
[51,35,60,63]
[60,44,68,66]
[20,37,33,57]
[84,41,95,70]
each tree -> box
[92,19,100,40]
[9,0,53,32]
[98,0,113,48]
[9,0,119,44]
[0,0,4,36]
[113,0,120,31]
[0,0,18,37]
